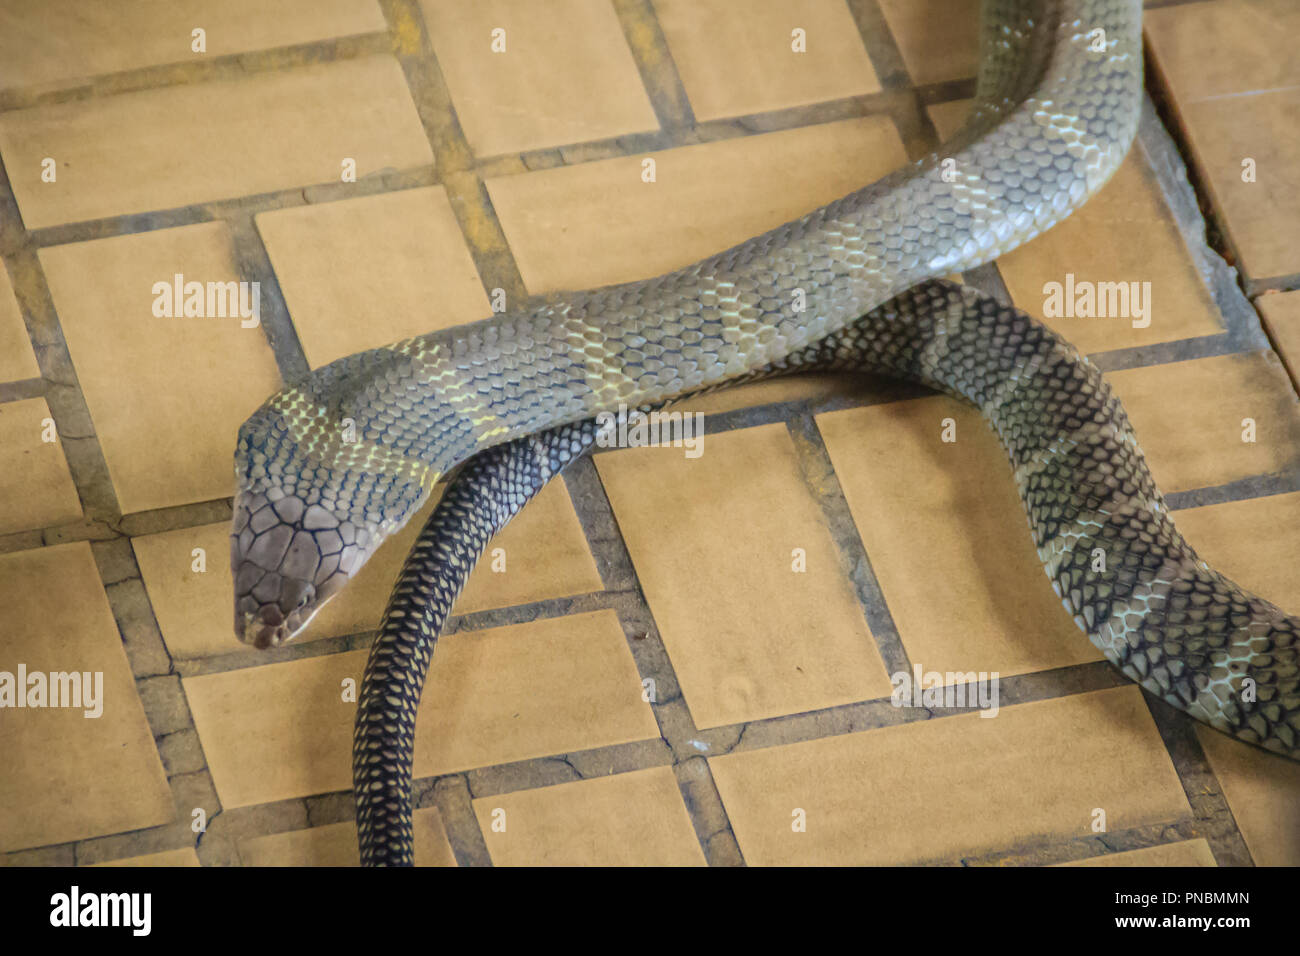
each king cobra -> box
[228,0,1299,863]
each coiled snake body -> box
[229,0,1299,864]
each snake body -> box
[354,281,1300,864]
[232,0,1143,645]
[226,0,1300,865]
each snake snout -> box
[245,605,288,649]
[235,581,316,648]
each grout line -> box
[1246,271,1300,299]
[659,378,931,435]
[0,499,233,559]
[0,160,120,522]
[409,661,1135,798]
[717,662,1133,759]
[24,168,439,250]
[960,263,1015,308]
[0,376,45,404]
[446,588,624,634]
[1085,332,1243,374]
[844,0,950,161]
[92,538,175,679]
[1165,473,1300,512]
[844,0,912,90]
[674,757,745,866]
[173,630,372,679]
[959,821,1208,867]
[464,739,672,802]
[227,214,311,383]
[559,458,641,594]
[379,0,530,308]
[720,87,953,150]
[379,0,473,175]
[785,413,914,677]
[610,0,696,133]
[1139,695,1255,866]
[558,452,746,865]
[0,33,397,114]
[426,774,493,867]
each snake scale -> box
[228,0,1299,864]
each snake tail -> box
[353,424,599,865]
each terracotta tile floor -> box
[0,0,1296,867]
[653,0,881,121]
[709,687,1189,866]
[878,0,981,87]
[40,224,283,514]
[0,0,387,90]
[255,187,493,368]
[420,0,659,157]
[0,56,433,229]
[0,264,38,382]
[0,397,82,535]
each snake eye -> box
[297,586,315,609]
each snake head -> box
[229,397,422,649]
[230,486,378,648]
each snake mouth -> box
[233,564,352,648]
[238,601,327,649]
